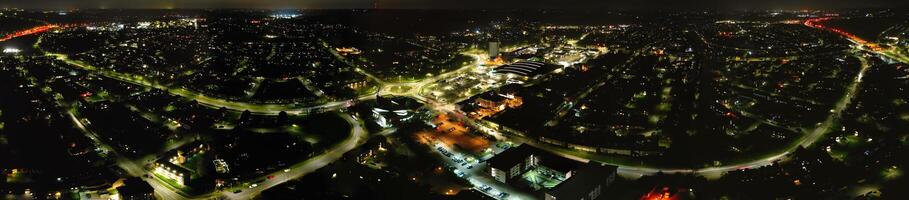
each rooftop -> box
[546,162,618,199]
[487,144,539,170]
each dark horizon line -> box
[3,7,909,12]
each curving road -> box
[219,113,368,200]
[39,49,373,199]
[146,113,367,200]
[30,20,888,199]
[43,51,376,116]
[455,52,872,180]
[37,37,468,199]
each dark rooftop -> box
[546,162,618,199]
[539,154,583,174]
[117,177,154,197]
[488,144,539,170]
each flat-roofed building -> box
[486,145,618,200]
[544,163,617,200]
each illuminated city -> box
[1,1,909,200]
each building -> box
[488,145,537,183]
[117,178,155,200]
[152,142,208,186]
[372,96,421,128]
[487,145,617,200]
[213,159,230,174]
[154,161,191,186]
[487,145,582,184]
[489,42,500,59]
[468,93,523,119]
[493,61,553,78]
[544,163,617,200]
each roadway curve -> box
[441,22,879,179]
[145,113,368,200]
[41,51,375,115]
[218,113,368,199]
[38,47,373,198]
[459,52,872,180]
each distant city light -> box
[3,47,21,54]
[271,13,301,19]
[137,22,152,29]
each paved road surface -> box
[219,113,368,200]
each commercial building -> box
[487,145,617,200]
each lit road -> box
[35,36,488,199]
[21,61,201,200]
[36,46,374,199]
[457,53,873,180]
[419,22,880,181]
[406,35,872,180]
[42,40,488,116]
[380,52,489,98]
[0,24,59,42]
[805,17,909,64]
[148,112,368,200]
[68,108,208,200]
[217,113,368,200]
[42,51,376,116]
[20,18,891,199]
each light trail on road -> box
[805,17,909,64]
[0,24,59,42]
[804,17,882,51]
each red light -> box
[640,187,681,200]
[804,17,882,51]
[0,24,59,42]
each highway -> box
[804,17,909,64]
[0,24,59,42]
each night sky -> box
[1,0,907,9]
